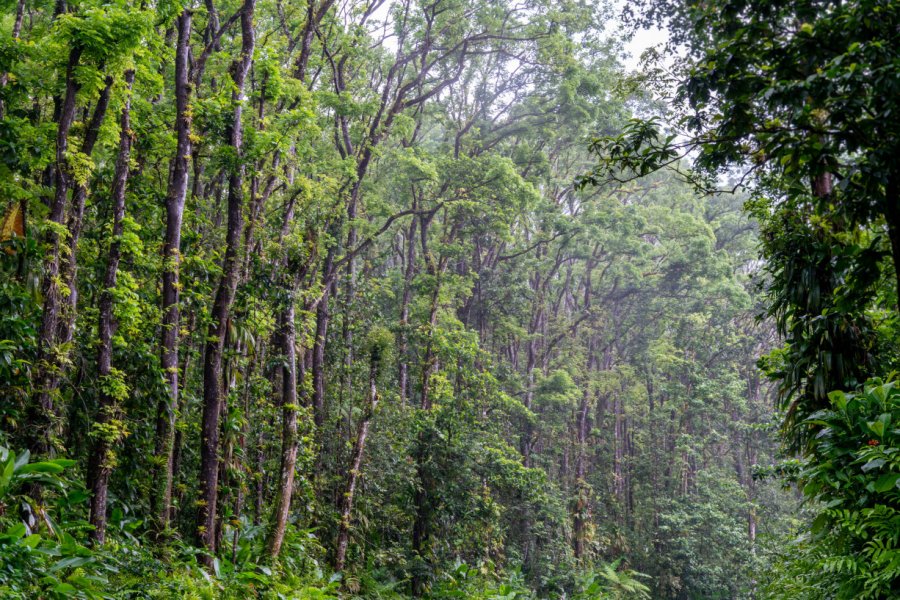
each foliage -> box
[763,380,900,599]
[0,0,796,597]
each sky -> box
[623,25,670,72]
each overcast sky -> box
[623,25,669,71]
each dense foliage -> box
[7,0,895,597]
[762,381,900,599]
[585,0,900,597]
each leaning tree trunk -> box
[56,74,116,352]
[151,9,193,531]
[88,70,135,544]
[335,348,382,571]
[197,0,255,565]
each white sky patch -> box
[623,26,669,72]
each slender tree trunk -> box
[335,353,380,571]
[411,440,431,598]
[411,213,441,597]
[56,75,116,352]
[573,256,596,560]
[29,45,82,456]
[0,0,25,117]
[197,0,255,563]
[573,354,592,559]
[266,300,300,558]
[88,70,135,544]
[418,214,440,412]
[313,247,335,429]
[152,9,193,530]
[521,289,541,466]
[397,213,417,404]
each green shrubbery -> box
[763,380,900,599]
[0,445,653,599]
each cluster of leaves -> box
[762,380,900,598]
[0,446,107,598]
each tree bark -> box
[266,300,300,558]
[312,247,335,429]
[197,0,255,564]
[29,45,83,457]
[397,213,417,404]
[152,9,193,531]
[883,176,900,314]
[88,70,135,544]
[56,74,116,351]
[334,351,380,571]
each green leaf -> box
[50,556,93,572]
[0,457,13,493]
[873,473,900,492]
[18,462,66,474]
[5,522,26,539]
[862,458,886,472]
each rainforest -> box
[1,0,899,598]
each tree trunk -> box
[397,213,417,404]
[88,70,135,544]
[152,9,193,531]
[313,246,336,430]
[573,257,596,560]
[56,75,116,353]
[334,352,380,571]
[197,0,255,564]
[29,45,82,457]
[266,301,300,558]
[883,177,900,314]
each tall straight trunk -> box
[411,212,441,596]
[266,300,300,558]
[572,343,593,560]
[419,283,440,412]
[417,212,440,412]
[88,70,135,544]
[340,186,361,417]
[521,288,542,467]
[312,247,335,429]
[397,213,417,404]
[334,351,380,571]
[410,438,431,598]
[29,45,82,456]
[197,0,255,563]
[573,255,596,560]
[152,9,193,530]
[614,395,624,506]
